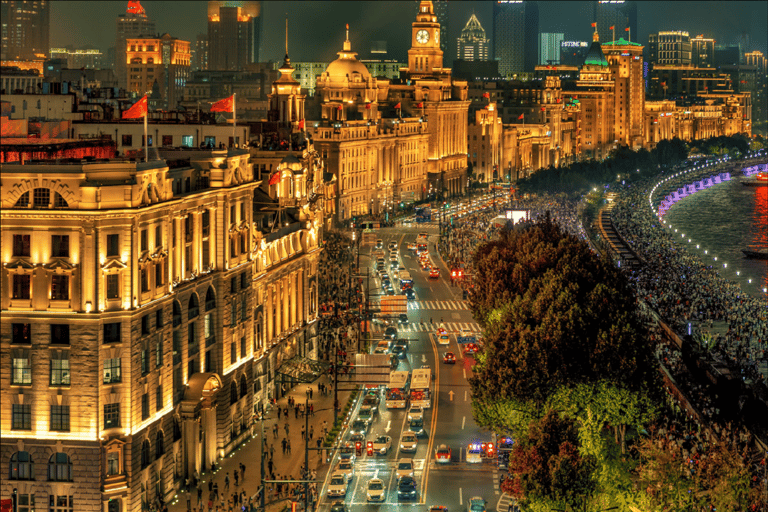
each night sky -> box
[51,1,767,63]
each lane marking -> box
[462,416,466,430]
[459,487,463,505]
[464,390,468,401]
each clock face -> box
[416,30,429,44]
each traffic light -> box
[366,441,374,456]
[355,442,362,456]
[486,443,495,458]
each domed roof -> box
[324,25,371,82]
[583,40,608,67]
[280,153,303,172]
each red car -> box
[428,268,440,279]
[463,343,479,355]
[435,444,452,463]
[443,352,456,364]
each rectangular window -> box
[155,333,163,368]
[50,354,71,386]
[202,210,210,237]
[155,308,163,328]
[103,358,121,384]
[12,274,30,299]
[240,336,246,358]
[173,330,182,364]
[155,261,164,287]
[241,295,247,322]
[184,216,192,241]
[240,232,246,253]
[104,403,120,428]
[50,324,70,344]
[106,451,119,476]
[240,203,245,223]
[230,205,236,225]
[33,188,50,207]
[202,240,210,267]
[106,234,119,257]
[204,313,213,339]
[182,135,193,147]
[240,272,248,290]
[188,321,198,355]
[141,314,150,335]
[12,404,32,430]
[51,235,69,258]
[185,246,192,275]
[162,135,173,146]
[142,393,149,420]
[102,321,122,344]
[13,234,31,256]
[106,274,119,299]
[141,348,149,375]
[12,323,31,344]
[230,236,237,257]
[140,229,148,252]
[230,276,238,294]
[156,384,163,411]
[155,225,162,248]
[231,300,238,327]
[11,357,31,385]
[50,405,70,431]
[231,341,237,364]
[172,220,177,247]
[51,275,69,300]
[49,495,73,512]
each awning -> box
[275,356,330,383]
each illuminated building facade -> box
[540,33,565,65]
[0,0,49,62]
[115,0,156,91]
[49,48,104,70]
[691,35,715,68]
[493,0,539,76]
[467,100,503,183]
[648,31,692,66]
[0,145,324,512]
[126,34,191,110]
[207,1,261,71]
[594,0,637,47]
[414,0,449,59]
[457,14,489,62]
[192,34,208,72]
[576,30,615,159]
[602,37,645,148]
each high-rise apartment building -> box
[115,0,156,90]
[691,35,715,68]
[540,33,564,65]
[126,34,190,109]
[207,1,261,71]
[594,0,637,44]
[49,47,104,69]
[493,0,539,77]
[192,34,208,71]
[1,0,50,61]
[457,14,489,62]
[745,50,766,74]
[648,31,691,66]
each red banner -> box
[0,499,12,512]
[122,95,147,119]
[210,95,234,113]
[268,172,280,185]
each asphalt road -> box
[317,223,502,512]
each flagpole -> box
[612,26,615,42]
[144,109,148,162]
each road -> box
[317,222,502,512]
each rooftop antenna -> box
[285,14,289,59]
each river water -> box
[665,175,768,298]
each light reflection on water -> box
[665,176,768,298]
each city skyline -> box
[48,1,767,63]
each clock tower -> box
[408,1,444,77]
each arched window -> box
[172,300,182,327]
[239,374,247,399]
[9,451,34,480]
[205,286,216,311]
[48,452,72,481]
[230,381,238,405]
[53,192,68,208]
[140,439,151,469]
[155,430,165,459]
[14,191,29,208]
[188,294,199,320]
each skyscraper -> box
[594,0,637,44]
[648,31,692,66]
[540,33,564,65]
[192,34,209,71]
[493,0,539,77]
[691,35,715,68]
[207,0,261,71]
[1,0,50,61]
[457,14,489,62]
[115,0,156,90]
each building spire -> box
[343,23,351,52]
[283,14,290,66]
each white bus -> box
[409,368,432,409]
[385,370,410,409]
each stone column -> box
[282,277,289,334]
[266,285,274,342]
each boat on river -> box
[742,247,768,259]
[742,171,768,186]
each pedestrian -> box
[277,407,281,420]
[273,423,278,438]
[197,484,203,505]
[309,387,313,400]
[269,443,275,460]
[213,482,219,502]
[284,422,289,437]
[310,403,314,416]
[233,469,239,486]
[309,425,314,441]
[268,459,274,475]
[294,405,299,419]
[287,439,292,454]
[240,462,246,481]
[301,425,305,440]
[281,438,287,454]
[224,473,230,492]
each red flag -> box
[416,102,424,108]
[556,97,562,103]
[122,95,147,119]
[625,27,630,31]
[337,105,342,110]
[482,92,490,99]
[394,102,401,109]
[591,22,596,28]
[609,25,615,30]
[365,102,371,109]
[517,113,524,120]
[210,95,234,112]
[268,171,280,185]
[297,119,305,129]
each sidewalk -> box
[168,345,359,512]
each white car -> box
[334,460,354,480]
[327,472,350,498]
[367,478,386,502]
[372,435,392,455]
[407,405,423,422]
[399,431,418,452]
[395,458,414,480]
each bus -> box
[385,370,410,409]
[409,368,432,409]
[399,271,413,291]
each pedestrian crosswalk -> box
[408,300,469,310]
[370,321,482,334]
